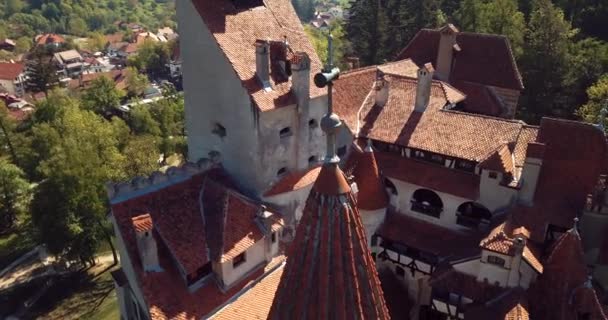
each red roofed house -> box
[35,33,65,48]
[107,0,608,319]
[396,24,524,119]
[0,62,26,96]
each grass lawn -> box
[25,264,120,320]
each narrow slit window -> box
[277,167,288,177]
[212,123,226,138]
[279,127,292,138]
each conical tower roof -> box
[268,38,390,319]
[352,140,389,210]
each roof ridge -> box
[441,108,527,125]
[340,65,378,77]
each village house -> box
[53,49,86,78]
[0,62,26,96]
[106,0,608,319]
[34,33,65,48]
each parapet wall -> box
[106,157,221,204]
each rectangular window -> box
[489,171,498,179]
[337,146,347,157]
[487,255,506,267]
[271,232,277,243]
[233,252,246,268]
[455,159,476,173]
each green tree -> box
[0,102,19,165]
[129,104,161,136]
[5,0,25,17]
[123,135,159,177]
[125,67,149,98]
[15,37,31,54]
[68,16,88,36]
[30,106,124,263]
[81,76,125,116]
[576,75,608,126]
[519,0,575,122]
[0,159,30,232]
[26,50,59,95]
[127,40,170,78]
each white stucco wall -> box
[0,79,16,95]
[110,214,150,319]
[263,185,314,228]
[220,240,267,288]
[478,170,517,212]
[386,177,475,231]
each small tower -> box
[352,139,389,246]
[268,34,390,319]
[132,214,162,273]
[415,63,434,112]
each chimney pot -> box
[374,71,389,107]
[415,64,434,112]
[436,24,458,80]
[255,40,271,91]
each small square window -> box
[233,252,246,268]
[277,167,288,177]
[279,127,292,138]
[487,255,505,267]
[489,172,498,179]
[308,119,318,128]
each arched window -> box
[456,202,492,229]
[383,178,398,195]
[279,127,292,138]
[411,189,443,218]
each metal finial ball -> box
[321,113,341,134]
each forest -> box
[299,0,608,125]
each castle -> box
[107,0,608,319]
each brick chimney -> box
[132,214,162,273]
[519,142,545,205]
[292,52,311,170]
[255,39,271,91]
[374,71,389,107]
[415,63,434,112]
[436,24,459,81]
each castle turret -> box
[352,140,389,246]
[269,35,390,319]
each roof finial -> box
[314,33,341,164]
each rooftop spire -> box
[268,34,390,320]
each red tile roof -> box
[35,33,65,46]
[377,210,483,258]
[529,229,607,319]
[465,287,530,320]
[377,59,419,78]
[341,74,526,162]
[213,265,284,319]
[111,167,285,319]
[396,28,523,90]
[0,62,24,80]
[351,146,389,210]
[132,213,153,232]
[376,151,480,199]
[263,166,321,197]
[452,79,504,117]
[479,143,515,175]
[479,222,543,273]
[511,118,608,242]
[190,0,325,111]
[430,266,505,302]
[269,162,390,319]
[333,66,378,131]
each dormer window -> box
[487,255,506,267]
[279,127,292,138]
[212,123,227,138]
[232,252,246,268]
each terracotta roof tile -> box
[132,213,153,232]
[348,74,525,162]
[479,143,514,175]
[213,265,284,319]
[452,80,504,117]
[397,28,523,90]
[0,62,24,80]
[333,66,378,131]
[269,163,390,319]
[377,59,419,78]
[191,0,325,111]
[377,210,483,258]
[376,151,480,199]
[111,167,287,319]
[511,118,607,242]
[351,147,389,210]
[479,222,543,273]
[35,33,65,46]
[430,267,505,302]
[513,126,539,169]
[465,288,529,320]
[263,166,321,197]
